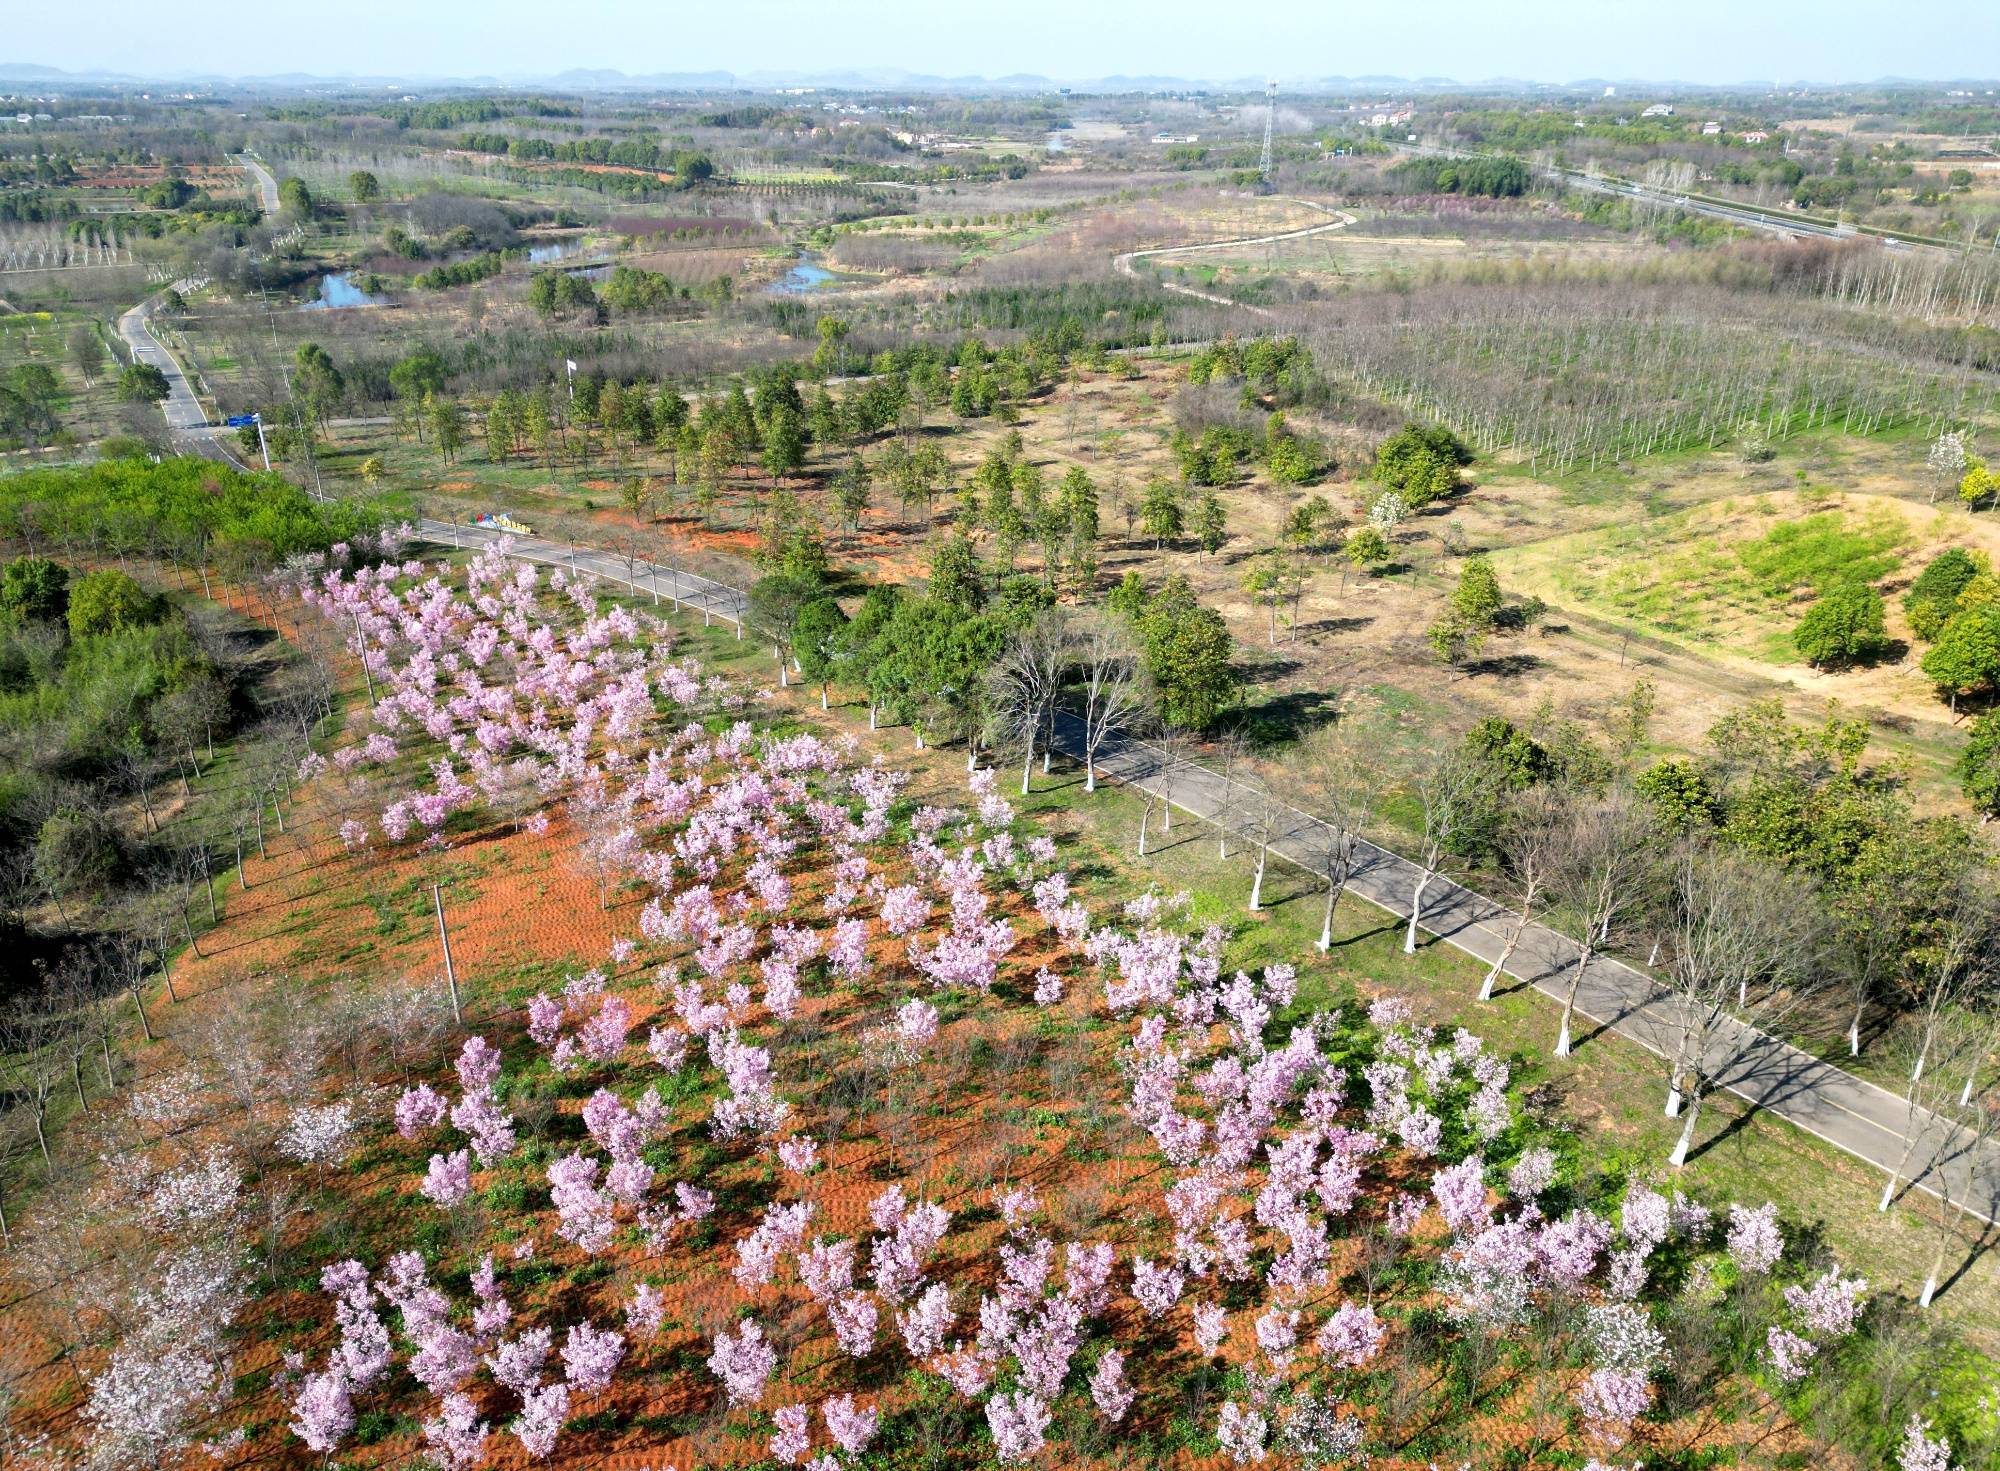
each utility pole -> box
[1259,80,1277,184]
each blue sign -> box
[225,414,257,427]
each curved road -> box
[116,296,243,465]
[1114,197,1356,314]
[238,153,281,217]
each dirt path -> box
[1112,197,1356,313]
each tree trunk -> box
[128,985,154,1041]
[1249,845,1266,912]
[1137,803,1149,857]
[1404,869,1435,954]
[1318,881,1339,951]
[1085,752,1096,793]
[1480,914,1529,1002]
[1667,1091,1702,1167]
[1555,944,1593,1056]
[1021,741,1035,797]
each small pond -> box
[769,252,836,295]
[300,272,383,310]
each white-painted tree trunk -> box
[1318,884,1338,952]
[1480,915,1529,1002]
[1085,756,1096,793]
[966,745,977,773]
[1404,870,1434,954]
[1021,745,1035,796]
[1137,805,1149,857]
[821,688,828,710]
[1878,1173,1897,1212]
[1555,948,1591,1056]
[869,704,877,729]
[1667,1097,1701,1167]
[1249,847,1266,912]
[1665,1076,1682,1118]
[1919,1273,1939,1308]
[1911,1045,1929,1085]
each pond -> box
[300,273,383,310]
[527,239,584,264]
[769,252,836,295]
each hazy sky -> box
[12,0,1998,84]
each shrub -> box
[1792,582,1885,669]
[67,569,161,639]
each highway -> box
[1402,140,1941,252]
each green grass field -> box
[1500,496,1915,662]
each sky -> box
[10,0,1999,85]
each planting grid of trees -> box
[0,536,1981,1471]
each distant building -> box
[1701,121,1722,135]
[1603,85,1616,97]
[1641,102,1675,118]
[1741,130,1770,144]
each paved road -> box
[115,296,244,465]
[410,518,750,626]
[1046,714,2000,1227]
[1114,198,1357,314]
[238,153,281,217]
[1402,140,1942,253]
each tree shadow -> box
[1934,1221,2000,1304]
[1217,688,1345,748]
[1295,615,1375,637]
[1335,917,1402,948]
[1459,652,1543,679]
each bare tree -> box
[986,610,1071,797]
[1902,881,1994,1087]
[1480,785,1567,1001]
[1877,1002,2000,1306]
[1543,788,1654,1055]
[0,996,65,1176]
[1404,747,1489,956]
[1297,729,1370,951]
[1073,613,1153,793]
[1135,726,1195,858]
[1214,732,1248,861]
[1653,841,1828,1168]
[1239,773,1283,913]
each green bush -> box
[66,569,161,639]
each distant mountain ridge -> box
[3,58,1997,94]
